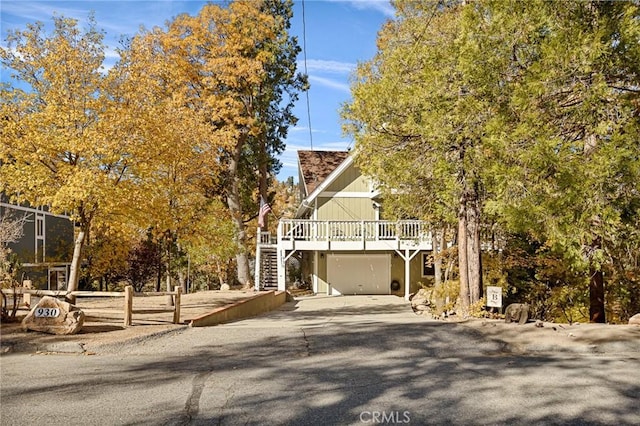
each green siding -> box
[316,252,328,293]
[390,251,430,295]
[317,197,376,221]
[326,163,370,193]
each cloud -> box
[328,0,396,18]
[300,59,356,74]
[0,1,89,24]
[309,75,351,94]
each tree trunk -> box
[177,269,186,294]
[258,136,269,230]
[589,236,605,323]
[433,228,443,288]
[458,181,483,314]
[433,228,445,314]
[227,141,251,287]
[156,240,162,292]
[66,228,86,304]
[589,268,605,323]
[466,187,483,304]
[458,208,470,313]
[165,240,173,306]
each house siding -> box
[329,164,369,193]
[316,197,376,221]
[45,215,74,262]
[1,199,73,289]
[7,211,36,262]
[316,252,328,294]
[315,162,376,221]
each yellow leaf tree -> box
[154,0,305,286]
[1,15,135,298]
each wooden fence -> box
[1,285,182,327]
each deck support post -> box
[404,249,411,301]
[254,227,262,292]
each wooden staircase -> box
[258,247,278,290]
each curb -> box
[1,325,190,355]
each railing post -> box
[173,285,182,324]
[124,285,133,327]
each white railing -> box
[276,219,431,243]
[259,231,275,245]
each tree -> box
[108,24,223,295]
[182,200,237,289]
[252,0,307,232]
[0,15,134,300]
[491,0,640,323]
[343,1,506,312]
[0,210,27,321]
[147,0,305,287]
[344,0,639,321]
[125,235,161,292]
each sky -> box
[0,0,395,181]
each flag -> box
[258,197,271,228]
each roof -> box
[298,150,350,196]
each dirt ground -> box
[459,317,640,354]
[1,290,257,352]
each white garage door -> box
[326,254,390,295]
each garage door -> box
[326,254,390,295]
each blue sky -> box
[0,0,394,181]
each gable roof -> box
[298,150,351,197]
[296,150,356,218]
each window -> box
[421,252,435,277]
[36,215,44,237]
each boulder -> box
[220,283,231,291]
[629,313,640,326]
[22,296,85,335]
[504,303,530,325]
[410,288,432,313]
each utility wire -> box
[301,0,313,150]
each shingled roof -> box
[298,150,350,196]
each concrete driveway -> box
[228,295,421,328]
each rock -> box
[410,289,431,308]
[21,296,84,335]
[629,313,640,326]
[220,283,231,291]
[504,303,530,325]
[535,320,544,328]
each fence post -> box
[124,285,133,327]
[23,280,32,307]
[173,286,182,324]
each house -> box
[255,150,433,300]
[0,194,74,290]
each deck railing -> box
[276,219,430,243]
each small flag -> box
[258,197,271,228]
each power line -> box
[301,0,313,150]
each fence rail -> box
[1,286,182,327]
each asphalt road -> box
[1,296,639,425]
